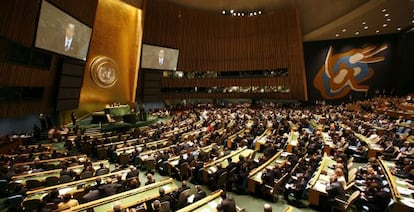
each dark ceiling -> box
[168,0,414,41]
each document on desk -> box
[314,181,326,192]
[400,197,414,208]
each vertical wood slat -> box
[142,0,307,100]
[0,1,98,118]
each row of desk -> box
[379,159,414,212]
[12,160,110,186]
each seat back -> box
[160,201,171,212]
[145,159,156,172]
[26,179,42,190]
[80,170,93,179]
[60,175,73,183]
[45,176,60,187]
[97,148,107,160]
[96,168,110,176]
[119,154,129,165]
[179,162,190,180]
[177,189,191,208]
[348,168,357,183]
[345,190,360,209]
[22,199,42,211]
[7,195,24,209]
[217,171,228,190]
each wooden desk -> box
[255,128,272,151]
[64,178,178,212]
[247,150,288,193]
[322,132,335,155]
[308,154,336,206]
[202,147,255,183]
[379,159,414,212]
[24,170,129,202]
[12,160,109,186]
[286,132,299,153]
[13,154,88,169]
[226,129,246,148]
[177,189,244,212]
[167,144,216,176]
[355,133,384,158]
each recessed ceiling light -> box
[397,27,402,31]
[364,26,368,30]
[376,30,380,33]
[230,9,234,13]
[362,22,366,25]
[253,12,257,15]
[335,34,339,37]
[382,8,387,12]
[355,31,359,35]
[383,23,387,27]
[412,20,414,23]
[342,29,346,32]
[386,18,391,22]
[242,13,245,16]
[258,11,262,14]
[384,13,389,17]
[222,10,226,14]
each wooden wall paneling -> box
[0,0,40,46]
[48,0,98,27]
[142,0,307,101]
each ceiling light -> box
[382,8,387,12]
[386,18,391,22]
[397,27,402,31]
[384,13,389,17]
[376,30,380,33]
[355,31,359,35]
[362,22,366,25]
[230,9,234,13]
[383,23,387,27]
[222,10,226,14]
[342,29,346,32]
[412,20,414,23]
[335,34,339,37]
[253,12,257,15]
[258,11,262,14]
[364,26,368,30]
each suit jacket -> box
[193,191,207,202]
[218,197,237,212]
[53,34,79,57]
[326,181,346,201]
[101,183,122,196]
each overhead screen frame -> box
[34,0,93,61]
[140,44,179,71]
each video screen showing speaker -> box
[141,44,179,70]
[35,0,92,61]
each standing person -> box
[71,112,77,127]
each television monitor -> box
[141,44,179,70]
[35,0,92,61]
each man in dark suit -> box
[101,178,122,196]
[216,192,237,212]
[53,22,79,57]
[326,175,346,210]
[193,185,206,202]
[126,165,139,180]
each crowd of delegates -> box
[0,96,412,211]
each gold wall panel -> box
[79,0,143,114]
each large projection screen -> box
[35,0,92,61]
[141,44,179,70]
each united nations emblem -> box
[90,56,119,88]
